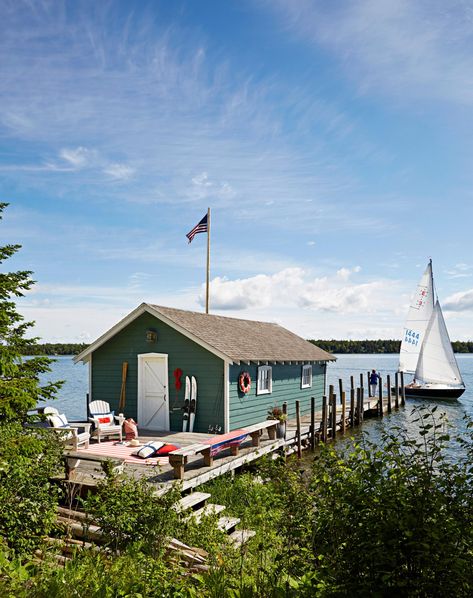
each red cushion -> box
[156,444,180,455]
[98,416,113,424]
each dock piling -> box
[387,374,392,413]
[296,400,302,458]
[321,395,328,442]
[341,391,346,434]
[394,373,399,409]
[310,396,315,451]
[400,372,406,406]
[350,377,355,427]
[330,393,337,439]
[378,376,383,417]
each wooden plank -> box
[217,516,240,532]
[189,504,226,522]
[174,492,211,513]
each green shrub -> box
[82,471,181,554]
[0,422,62,555]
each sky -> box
[2,0,473,343]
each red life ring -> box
[239,372,251,394]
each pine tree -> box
[0,202,61,420]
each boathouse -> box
[75,304,335,434]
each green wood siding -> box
[229,363,326,430]
[91,313,224,433]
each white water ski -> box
[182,376,191,432]
[189,376,197,433]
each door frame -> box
[137,352,169,431]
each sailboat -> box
[399,259,465,399]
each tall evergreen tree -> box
[0,202,61,420]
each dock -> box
[62,372,406,495]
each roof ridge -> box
[147,303,284,328]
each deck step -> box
[174,492,211,513]
[217,516,240,533]
[228,529,256,547]
[188,503,226,522]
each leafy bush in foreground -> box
[0,407,472,597]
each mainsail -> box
[399,261,434,373]
[415,301,464,386]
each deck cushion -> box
[156,443,181,455]
[96,411,115,427]
[48,413,69,428]
[135,441,165,459]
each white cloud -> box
[266,0,473,105]
[444,289,473,312]
[103,163,135,180]
[445,263,472,279]
[59,146,94,168]
[200,266,394,315]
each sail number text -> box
[404,329,420,346]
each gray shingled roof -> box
[148,304,335,363]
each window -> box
[257,365,272,395]
[301,364,312,388]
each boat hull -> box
[403,386,465,400]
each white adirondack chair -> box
[43,407,91,450]
[88,400,124,443]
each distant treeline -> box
[22,339,473,356]
[22,343,88,356]
[310,339,473,354]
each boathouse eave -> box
[74,303,236,365]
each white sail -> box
[399,261,435,373]
[415,301,464,386]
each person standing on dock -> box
[369,369,380,397]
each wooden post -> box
[338,378,344,405]
[321,395,328,443]
[329,384,334,403]
[296,400,302,458]
[367,371,371,396]
[360,386,364,423]
[350,385,355,427]
[283,401,287,417]
[394,372,400,409]
[341,391,346,434]
[387,374,392,413]
[310,396,315,451]
[359,373,363,390]
[400,371,406,406]
[356,388,361,425]
[330,393,337,439]
[378,375,383,417]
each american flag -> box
[186,213,208,243]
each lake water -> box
[38,354,473,441]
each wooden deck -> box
[62,392,400,495]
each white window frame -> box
[301,364,312,389]
[257,365,272,395]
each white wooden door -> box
[138,353,169,431]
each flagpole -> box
[206,207,211,314]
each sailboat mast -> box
[429,258,435,306]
